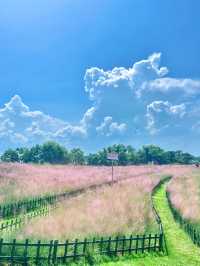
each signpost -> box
[107,152,119,184]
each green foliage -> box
[42,141,67,164]
[70,148,85,165]
[1,149,19,162]
[101,180,200,266]
[0,142,198,165]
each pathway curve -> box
[103,180,200,266]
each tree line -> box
[0,141,199,165]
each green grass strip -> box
[101,180,200,266]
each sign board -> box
[107,152,119,161]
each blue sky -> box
[0,0,200,154]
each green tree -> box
[1,149,19,162]
[137,145,166,164]
[29,145,43,163]
[174,151,194,164]
[106,144,128,165]
[20,148,32,163]
[70,148,85,165]
[87,153,100,165]
[16,147,29,162]
[97,148,108,165]
[163,151,176,164]
[41,141,67,164]
[127,145,138,164]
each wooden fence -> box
[0,171,155,220]
[167,191,200,246]
[0,234,163,264]
[0,195,56,219]
[0,172,166,264]
[0,181,117,220]
[0,206,56,232]
[150,175,172,255]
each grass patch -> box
[101,180,200,266]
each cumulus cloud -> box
[0,95,88,150]
[146,101,186,135]
[54,125,87,139]
[84,52,168,101]
[0,119,14,132]
[80,106,96,127]
[96,116,127,136]
[142,78,200,96]
[1,53,200,152]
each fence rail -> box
[0,195,56,219]
[0,206,56,232]
[0,181,117,220]
[0,171,166,264]
[0,171,155,220]
[0,233,163,264]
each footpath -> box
[103,180,200,266]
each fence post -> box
[63,240,68,263]
[83,238,87,255]
[52,240,58,264]
[135,235,139,254]
[122,236,126,255]
[115,236,119,255]
[11,239,16,264]
[10,219,13,228]
[148,234,151,252]
[141,235,145,253]
[92,237,96,250]
[100,237,104,254]
[128,235,133,254]
[23,239,29,265]
[159,234,163,252]
[106,237,111,256]
[48,240,53,264]
[35,240,41,265]
[154,234,157,252]
[73,239,78,261]
[197,232,200,246]
[0,238,3,256]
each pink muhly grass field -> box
[0,163,156,203]
[167,167,200,223]
[1,164,193,240]
[9,173,163,241]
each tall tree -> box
[42,141,67,164]
[1,149,19,162]
[70,148,85,165]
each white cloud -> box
[146,101,186,135]
[1,53,200,152]
[54,125,87,139]
[0,95,88,150]
[142,78,200,95]
[96,116,127,136]
[84,52,168,101]
[170,104,186,117]
[80,106,96,127]
[3,95,29,113]
[0,119,15,132]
